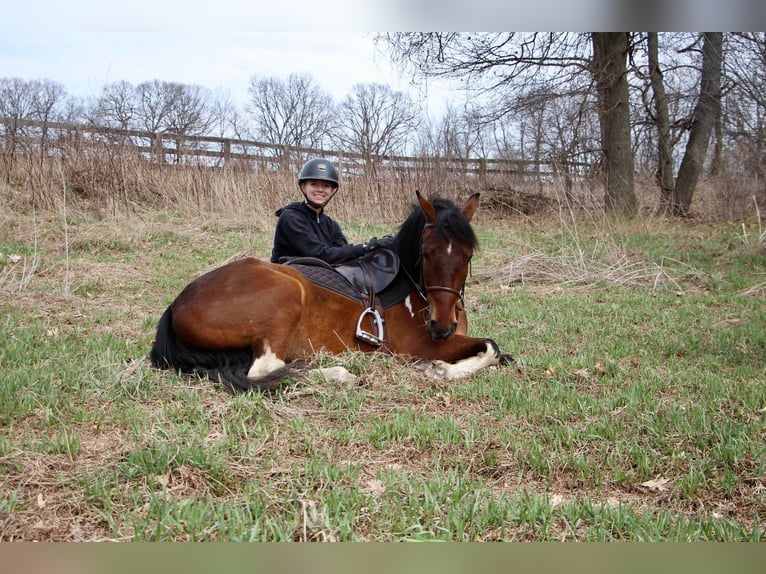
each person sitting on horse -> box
[270,158,393,265]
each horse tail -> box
[149,306,179,370]
[149,305,297,393]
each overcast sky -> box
[0,30,422,106]
[1,1,463,117]
[3,1,764,118]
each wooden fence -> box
[1,117,589,181]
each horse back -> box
[170,257,308,349]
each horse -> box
[149,191,512,392]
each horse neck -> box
[394,222,426,298]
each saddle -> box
[282,249,400,347]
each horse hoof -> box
[413,359,448,379]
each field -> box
[1,194,764,541]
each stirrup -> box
[356,307,385,346]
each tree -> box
[0,77,70,157]
[91,80,138,129]
[434,103,492,160]
[335,83,419,167]
[643,33,724,216]
[245,73,333,154]
[724,33,766,179]
[380,32,637,215]
[591,32,636,216]
[673,33,723,216]
[135,79,179,133]
[647,32,676,213]
[163,83,218,136]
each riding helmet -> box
[298,158,339,188]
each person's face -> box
[301,179,336,207]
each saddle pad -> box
[288,262,411,309]
[288,263,365,304]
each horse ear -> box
[462,193,481,222]
[416,190,437,223]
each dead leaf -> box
[362,478,385,497]
[37,493,46,508]
[594,362,606,375]
[641,477,670,492]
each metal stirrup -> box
[355,307,385,346]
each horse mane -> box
[393,195,479,280]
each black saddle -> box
[281,249,400,300]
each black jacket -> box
[270,201,366,264]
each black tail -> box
[149,305,294,393]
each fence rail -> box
[1,117,589,180]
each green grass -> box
[0,209,764,541]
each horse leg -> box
[412,339,511,380]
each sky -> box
[1,30,429,109]
[3,0,764,120]
[1,1,464,119]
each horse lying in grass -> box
[150,191,512,392]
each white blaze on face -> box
[247,343,285,379]
[446,240,452,256]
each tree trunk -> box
[648,32,675,215]
[673,32,723,217]
[591,33,636,217]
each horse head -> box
[396,191,479,340]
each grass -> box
[0,200,764,541]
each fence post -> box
[479,158,487,186]
[154,132,163,164]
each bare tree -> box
[135,79,180,133]
[334,83,420,175]
[91,80,138,129]
[380,32,637,215]
[0,77,70,159]
[647,32,676,213]
[673,33,724,216]
[435,103,491,160]
[164,84,219,136]
[722,33,766,179]
[246,73,333,155]
[591,33,636,216]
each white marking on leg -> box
[414,342,500,380]
[404,295,415,318]
[247,343,285,379]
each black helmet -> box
[298,158,339,188]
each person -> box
[270,158,392,264]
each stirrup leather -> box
[356,307,385,346]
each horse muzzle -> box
[429,319,457,340]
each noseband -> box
[425,284,464,298]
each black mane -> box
[393,195,479,281]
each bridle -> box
[402,223,469,305]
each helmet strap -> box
[302,186,338,211]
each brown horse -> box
[149,191,512,392]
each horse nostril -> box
[429,320,457,340]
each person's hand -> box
[365,235,394,252]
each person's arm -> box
[279,210,365,264]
